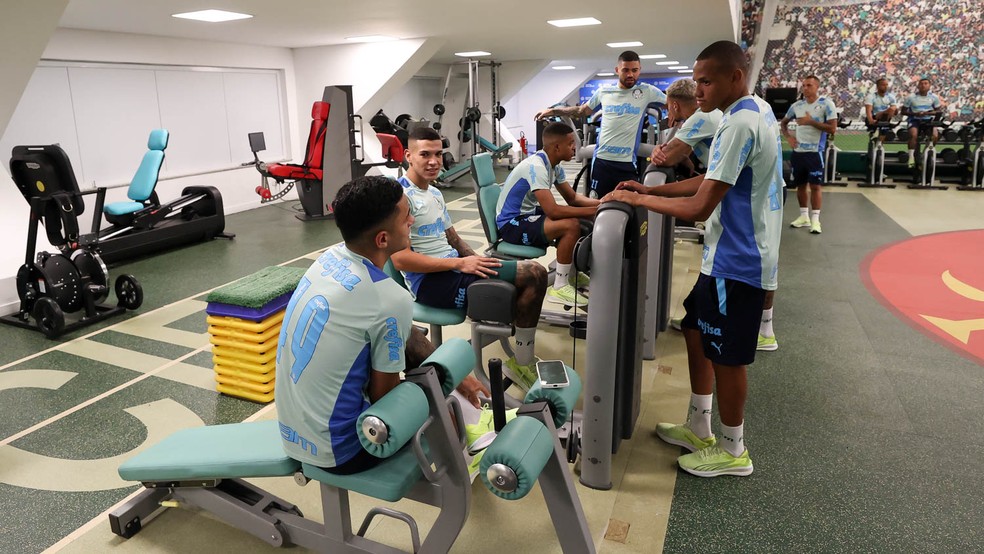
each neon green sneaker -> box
[570,271,590,289]
[810,220,822,234]
[465,406,518,453]
[467,449,485,483]
[655,423,717,453]
[669,317,683,331]
[677,445,753,477]
[789,214,810,228]
[547,284,589,307]
[503,357,538,390]
[757,334,778,351]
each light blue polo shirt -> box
[398,176,459,296]
[276,244,413,468]
[785,97,838,153]
[676,109,723,167]
[495,150,564,228]
[587,82,667,163]
[903,92,942,121]
[864,92,898,117]
[703,95,784,291]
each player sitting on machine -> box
[391,127,550,391]
[495,122,597,308]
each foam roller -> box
[481,417,554,500]
[358,382,429,458]
[420,338,475,395]
[523,365,582,428]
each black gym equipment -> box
[857,121,900,189]
[907,116,950,190]
[956,118,984,191]
[2,145,143,338]
[821,119,851,186]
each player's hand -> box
[650,145,668,166]
[455,376,490,408]
[787,137,799,149]
[795,116,814,126]
[616,180,647,193]
[457,256,501,277]
[601,189,639,205]
[534,109,552,121]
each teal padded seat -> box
[118,420,300,482]
[471,152,547,260]
[383,260,465,344]
[302,446,423,503]
[104,129,169,221]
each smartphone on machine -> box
[535,360,569,388]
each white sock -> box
[450,390,483,426]
[810,209,820,223]
[554,263,572,289]
[760,307,774,337]
[908,149,915,160]
[720,422,745,457]
[799,207,808,218]
[514,326,536,365]
[686,393,713,439]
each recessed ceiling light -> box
[639,54,667,59]
[677,69,694,73]
[345,35,396,43]
[597,72,615,76]
[548,17,602,27]
[607,41,643,48]
[655,61,680,65]
[172,9,252,22]
[552,65,576,70]
[668,66,688,70]
[455,51,492,57]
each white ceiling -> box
[59,0,735,72]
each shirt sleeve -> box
[367,287,413,374]
[785,104,796,120]
[902,96,912,109]
[587,88,603,112]
[677,112,714,147]
[705,115,755,186]
[553,164,567,186]
[824,99,838,120]
[863,93,873,107]
[528,159,552,192]
[647,85,667,105]
[889,94,899,107]
[932,95,941,109]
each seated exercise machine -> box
[250,87,408,220]
[856,121,901,189]
[93,129,231,264]
[110,339,594,553]
[956,118,984,191]
[820,118,851,186]
[1,145,143,338]
[907,116,950,190]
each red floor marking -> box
[861,229,984,367]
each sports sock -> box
[810,209,821,224]
[514,326,536,365]
[908,149,915,160]
[760,307,774,338]
[554,263,572,289]
[687,393,713,438]
[799,207,808,218]
[720,422,745,457]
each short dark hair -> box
[876,77,888,84]
[618,50,640,63]
[331,176,404,243]
[803,74,820,84]
[919,77,932,84]
[408,126,442,143]
[542,121,574,140]
[696,40,748,74]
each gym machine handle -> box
[351,114,365,163]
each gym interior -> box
[1,1,982,552]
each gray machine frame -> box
[109,364,594,553]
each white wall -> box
[0,28,300,309]
[501,66,595,152]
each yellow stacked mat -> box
[208,312,284,403]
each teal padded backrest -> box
[477,184,501,244]
[128,129,169,202]
[383,259,408,290]
[472,152,496,189]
